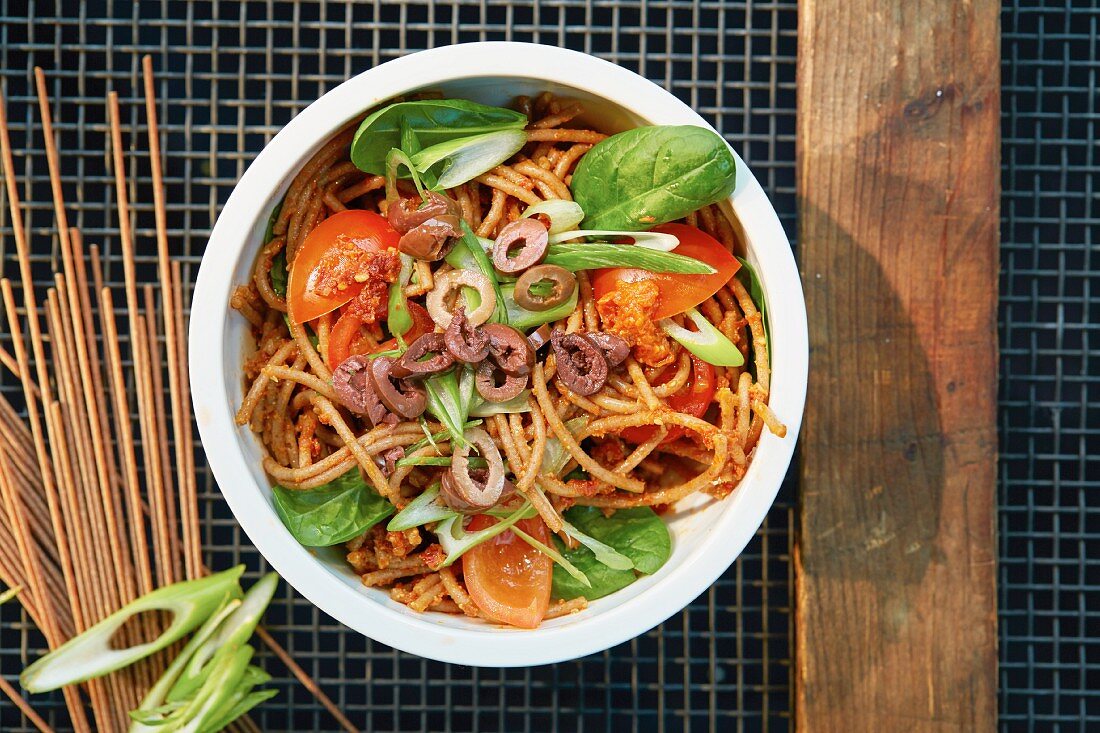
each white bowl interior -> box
[197,44,806,665]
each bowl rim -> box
[190,41,808,667]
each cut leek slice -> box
[659,307,745,367]
[128,599,242,732]
[166,572,279,703]
[21,566,245,693]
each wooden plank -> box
[795,1,999,730]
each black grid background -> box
[0,1,1092,732]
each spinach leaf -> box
[551,536,636,601]
[551,506,673,600]
[270,249,288,298]
[271,469,393,547]
[351,99,527,175]
[571,125,737,231]
[564,506,671,574]
[265,202,287,297]
[735,255,770,364]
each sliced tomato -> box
[287,210,400,324]
[620,355,717,444]
[591,223,740,320]
[326,301,433,367]
[462,515,552,629]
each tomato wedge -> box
[462,515,552,629]
[590,223,740,320]
[326,301,433,367]
[287,210,400,324]
[620,355,716,444]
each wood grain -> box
[796,1,999,730]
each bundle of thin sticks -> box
[0,59,357,733]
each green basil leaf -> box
[271,469,393,547]
[543,243,715,275]
[571,125,737,231]
[351,99,527,175]
[550,506,672,600]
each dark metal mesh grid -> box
[1000,3,1100,730]
[0,2,797,731]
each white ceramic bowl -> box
[191,42,807,667]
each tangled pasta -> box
[232,91,785,628]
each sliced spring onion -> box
[423,366,477,449]
[202,688,279,733]
[501,281,578,331]
[548,228,680,251]
[512,526,592,588]
[21,566,245,693]
[169,644,255,733]
[128,598,242,733]
[469,389,532,417]
[459,220,509,324]
[404,420,482,455]
[386,484,456,532]
[166,572,279,704]
[385,147,428,204]
[659,307,745,367]
[394,455,489,469]
[437,501,537,567]
[543,416,589,477]
[543,243,715,274]
[559,520,636,571]
[411,128,528,190]
[387,253,416,337]
[521,199,585,234]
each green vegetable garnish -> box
[20,566,246,693]
[520,199,585,233]
[387,254,416,337]
[571,125,737,231]
[543,416,588,477]
[735,255,770,361]
[271,469,394,547]
[386,484,454,532]
[512,525,591,589]
[411,128,528,190]
[500,281,578,331]
[551,507,671,601]
[165,572,279,704]
[436,501,538,567]
[394,455,489,469]
[659,307,745,367]
[0,585,20,605]
[423,366,478,448]
[384,147,428,204]
[543,242,715,275]
[445,220,509,325]
[128,600,240,731]
[468,389,532,417]
[352,99,527,175]
[547,228,680,251]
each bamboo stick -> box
[172,261,202,575]
[144,55,196,581]
[0,673,54,733]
